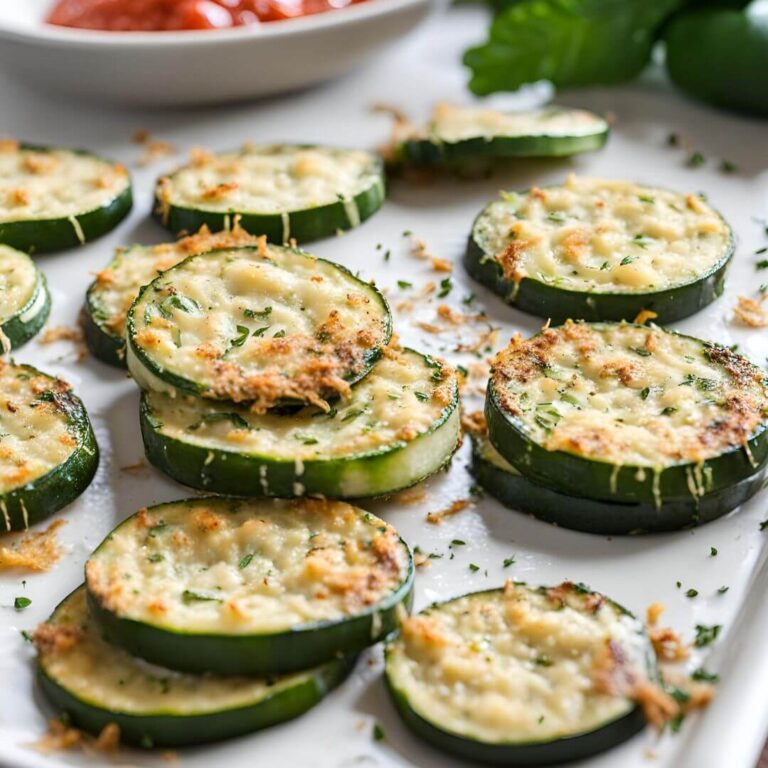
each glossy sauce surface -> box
[47,0,367,30]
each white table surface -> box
[1,4,768,768]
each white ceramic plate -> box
[2,5,768,768]
[0,0,442,105]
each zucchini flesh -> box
[126,244,392,411]
[155,144,385,244]
[385,583,656,765]
[85,496,413,675]
[0,142,132,253]
[36,587,351,748]
[472,434,767,535]
[0,360,98,532]
[140,348,459,498]
[487,322,768,505]
[399,104,609,166]
[466,177,733,324]
[0,244,50,350]
[84,226,264,368]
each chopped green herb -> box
[668,133,680,147]
[640,387,651,400]
[342,409,365,422]
[661,406,678,416]
[462,292,476,306]
[632,234,653,249]
[687,151,705,168]
[182,589,223,604]
[760,519,768,531]
[190,412,249,431]
[757,260,768,270]
[244,306,272,319]
[450,539,466,547]
[437,277,453,298]
[468,563,480,573]
[414,391,429,402]
[685,588,698,599]
[630,347,651,357]
[372,723,385,742]
[252,326,270,337]
[719,160,738,174]
[638,195,655,204]
[503,555,516,568]
[230,325,250,347]
[239,553,254,569]
[534,655,553,667]
[710,547,717,557]
[147,553,164,563]
[13,597,31,611]
[717,585,729,594]
[694,623,722,647]
[273,329,286,338]
[397,280,412,290]
[158,294,201,318]
[691,667,719,683]
[546,211,566,224]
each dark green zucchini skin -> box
[1,372,99,532]
[154,159,385,244]
[485,372,768,507]
[0,145,132,253]
[386,682,646,767]
[399,130,608,167]
[138,387,459,500]
[81,294,125,368]
[2,277,50,349]
[464,213,734,325]
[37,655,354,748]
[88,583,412,677]
[471,436,767,535]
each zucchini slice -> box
[84,226,264,368]
[126,244,392,411]
[0,142,132,253]
[0,244,50,351]
[154,144,385,243]
[140,348,459,498]
[85,497,413,675]
[471,434,767,534]
[385,582,657,765]
[0,360,98,532]
[487,322,768,506]
[465,177,734,324]
[35,587,351,748]
[399,103,609,166]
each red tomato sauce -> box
[47,0,365,30]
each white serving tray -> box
[1,6,768,767]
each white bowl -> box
[0,0,441,106]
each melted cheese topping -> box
[86,498,410,635]
[387,583,648,744]
[145,348,456,460]
[491,323,768,466]
[128,245,390,409]
[0,245,40,324]
[0,361,79,494]
[158,144,382,215]
[0,143,130,222]
[474,176,731,293]
[423,103,608,143]
[88,226,263,340]
[36,588,322,715]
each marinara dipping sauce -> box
[47,0,366,30]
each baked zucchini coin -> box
[0,360,98,532]
[85,497,413,675]
[140,348,459,498]
[0,244,50,351]
[486,322,768,505]
[84,226,263,367]
[126,244,392,411]
[471,433,767,535]
[35,587,351,748]
[385,582,658,765]
[399,103,609,166]
[465,176,734,324]
[155,144,385,243]
[0,142,132,253]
